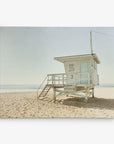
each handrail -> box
[37,76,48,99]
[47,71,94,76]
[47,72,94,85]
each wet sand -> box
[0,88,114,118]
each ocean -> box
[0,84,41,93]
[0,84,114,93]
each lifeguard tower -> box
[38,32,100,102]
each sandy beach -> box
[0,88,114,118]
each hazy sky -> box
[0,27,114,85]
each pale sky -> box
[0,27,114,85]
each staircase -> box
[38,84,51,99]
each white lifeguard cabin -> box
[38,32,100,102]
[38,53,100,102]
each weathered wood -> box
[39,54,99,102]
[92,88,94,98]
[53,88,56,102]
[38,84,51,98]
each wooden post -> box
[88,87,90,97]
[63,75,64,85]
[92,88,94,98]
[88,73,90,85]
[52,76,53,85]
[53,87,56,102]
[90,31,93,55]
[79,73,81,84]
[85,87,88,103]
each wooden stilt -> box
[92,88,94,98]
[53,87,56,102]
[88,87,90,97]
[84,87,88,103]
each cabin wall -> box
[64,59,91,73]
[91,59,98,85]
[64,61,79,73]
[63,58,99,86]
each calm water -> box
[0,85,41,93]
[0,84,114,93]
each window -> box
[70,75,73,79]
[69,64,75,72]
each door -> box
[66,63,75,85]
[80,61,89,84]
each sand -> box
[0,88,114,118]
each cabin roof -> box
[54,53,100,64]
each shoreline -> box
[0,86,114,92]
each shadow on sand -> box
[62,97,114,110]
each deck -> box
[47,72,99,88]
[38,72,98,101]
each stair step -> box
[39,84,51,98]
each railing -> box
[37,76,48,98]
[47,72,98,86]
